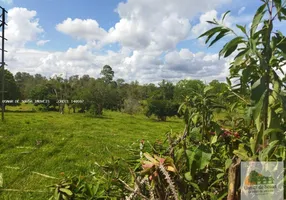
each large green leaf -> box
[206,30,220,44]
[217,191,228,200]
[209,29,229,47]
[59,188,73,196]
[274,0,283,20]
[226,77,232,86]
[274,0,282,12]
[258,140,279,161]
[189,182,202,193]
[236,24,248,36]
[224,159,232,171]
[276,32,286,53]
[251,77,266,103]
[219,36,244,58]
[230,102,238,112]
[280,7,286,19]
[254,127,264,154]
[186,149,196,171]
[267,107,281,131]
[276,146,286,160]
[224,44,238,58]
[250,3,266,36]
[241,67,252,85]
[250,137,256,155]
[198,27,222,39]
[263,128,283,137]
[222,11,231,22]
[210,135,218,145]
[271,71,281,102]
[193,145,212,170]
[184,172,192,181]
[232,49,249,66]
[206,20,218,25]
[253,90,266,132]
[184,107,189,124]
[233,144,252,161]
[216,173,224,179]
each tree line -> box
[0,64,238,120]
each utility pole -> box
[0,6,7,122]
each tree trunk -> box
[159,116,166,121]
[1,104,5,112]
[227,157,241,200]
[97,104,103,115]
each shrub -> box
[145,100,179,121]
[122,97,141,115]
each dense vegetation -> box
[1,65,231,121]
[0,0,286,199]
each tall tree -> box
[100,65,114,84]
[0,69,21,110]
[14,72,34,99]
[145,80,178,121]
[174,79,205,103]
[158,80,175,100]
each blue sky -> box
[4,0,122,51]
[4,0,257,51]
[1,0,285,83]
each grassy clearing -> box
[0,108,184,199]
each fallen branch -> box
[32,171,59,179]
[117,178,149,200]
[0,189,47,193]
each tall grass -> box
[0,109,183,199]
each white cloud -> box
[55,0,232,52]
[238,7,246,15]
[191,10,218,39]
[6,48,50,73]
[6,7,44,47]
[6,44,232,84]
[56,18,107,41]
[6,0,244,84]
[6,44,130,81]
[104,0,232,51]
[116,0,231,21]
[104,14,191,52]
[36,40,50,46]
[163,49,231,82]
[6,46,94,77]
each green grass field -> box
[0,106,184,199]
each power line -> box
[1,6,8,122]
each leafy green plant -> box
[178,85,225,141]
[139,153,179,200]
[199,0,286,198]
[48,158,130,200]
[199,0,286,152]
[48,176,77,200]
